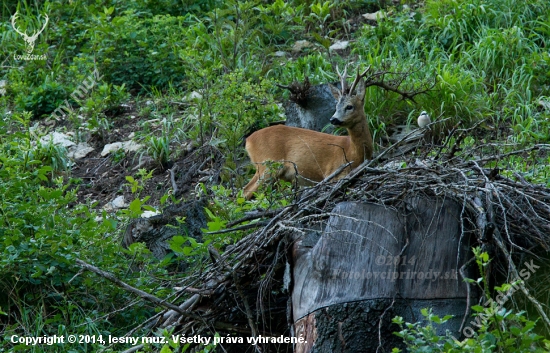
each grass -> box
[1,0,550,351]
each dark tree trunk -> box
[291,198,477,352]
[122,199,206,261]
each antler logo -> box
[11,12,49,54]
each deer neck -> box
[346,115,373,162]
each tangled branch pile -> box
[85,127,550,352]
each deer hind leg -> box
[243,164,266,200]
[278,161,297,182]
[244,162,299,199]
[243,172,260,200]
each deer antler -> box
[11,12,27,38]
[336,64,349,94]
[348,65,371,95]
[29,14,49,41]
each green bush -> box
[147,134,171,169]
[185,69,282,159]
[0,113,156,351]
[84,10,189,90]
[16,79,68,119]
[393,248,550,352]
[350,0,550,142]
[393,308,550,353]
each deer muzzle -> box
[330,117,343,126]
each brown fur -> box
[243,78,372,199]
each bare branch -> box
[76,259,203,321]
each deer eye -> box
[345,105,353,111]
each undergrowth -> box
[393,248,550,352]
[1,0,549,351]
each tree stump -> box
[292,198,476,352]
[283,84,336,133]
[122,199,206,261]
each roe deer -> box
[243,66,373,199]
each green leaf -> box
[169,236,185,253]
[204,207,216,219]
[311,32,331,49]
[207,219,224,232]
[471,305,485,312]
[392,316,404,324]
[129,198,143,215]
[104,6,114,15]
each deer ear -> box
[329,84,341,100]
[355,79,366,101]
